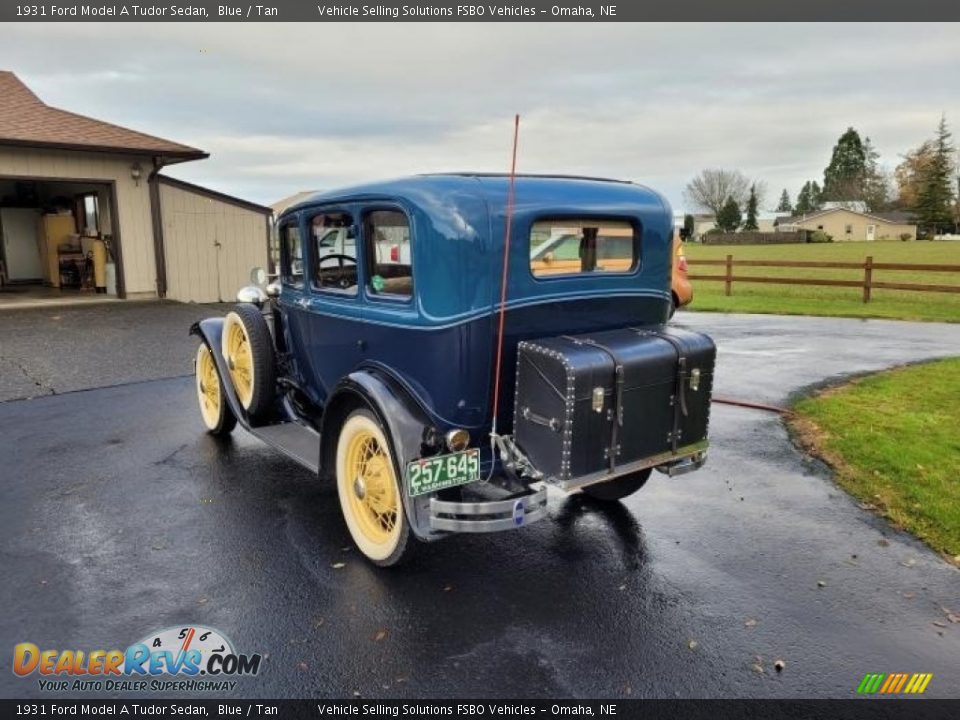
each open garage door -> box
[0,177,125,306]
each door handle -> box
[295,297,310,309]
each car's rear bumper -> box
[429,484,548,533]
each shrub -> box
[705,228,724,235]
[808,230,833,243]
[900,233,912,242]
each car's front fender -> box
[189,317,251,429]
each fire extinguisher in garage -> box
[92,237,107,293]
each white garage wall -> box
[159,179,269,304]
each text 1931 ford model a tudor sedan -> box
[191,174,716,566]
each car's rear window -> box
[530,219,638,277]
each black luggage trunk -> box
[513,326,715,485]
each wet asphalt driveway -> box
[1,309,959,699]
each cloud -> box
[1,22,957,210]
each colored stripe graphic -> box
[857,674,883,694]
[879,674,897,693]
[893,673,909,693]
[857,672,932,694]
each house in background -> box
[0,70,270,305]
[776,207,917,241]
[675,211,780,241]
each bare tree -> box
[683,169,753,216]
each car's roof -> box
[282,173,666,218]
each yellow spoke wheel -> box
[221,304,276,419]
[195,343,235,435]
[223,316,256,408]
[336,410,412,566]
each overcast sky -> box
[1,23,958,212]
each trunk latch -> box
[591,387,605,413]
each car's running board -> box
[249,423,320,474]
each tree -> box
[681,214,695,241]
[743,184,760,230]
[895,140,934,209]
[795,182,812,215]
[683,169,751,216]
[914,115,957,234]
[862,136,891,212]
[822,127,867,201]
[776,189,792,213]
[810,180,823,210]
[716,196,742,232]
[794,180,822,216]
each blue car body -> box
[191,172,709,551]
[275,173,674,436]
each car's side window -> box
[310,211,358,295]
[363,209,413,299]
[529,219,639,277]
[280,221,304,289]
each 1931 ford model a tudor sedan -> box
[190,174,716,566]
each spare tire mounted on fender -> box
[222,303,276,419]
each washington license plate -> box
[406,449,481,497]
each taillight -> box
[390,245,399,262]
[677,255,688,273]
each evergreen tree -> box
[862,136,890,212]
[716,196,742,232]
[795,181,814,215]
[682,214,695,241]
[823,127,867,200]
[776,189,792,213]
[915,115,957,233]
[810,181,823,210]
[743,184,760,230]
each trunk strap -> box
[562,335,624,473]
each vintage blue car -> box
[191,174,716,566]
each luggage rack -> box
[551,440,709,492]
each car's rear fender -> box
[320,368,439,541]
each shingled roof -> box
[0,71,207,161]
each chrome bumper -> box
[429,484,549,533]
[655,450,708,477]
[557,440,709,492]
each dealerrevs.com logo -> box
[13,626,262,693]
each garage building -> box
[0,71,270,304]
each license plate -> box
[406,448,481,497]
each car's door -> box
[295,205,366,406]
[275,214,314,395]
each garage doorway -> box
[0,177,125,307]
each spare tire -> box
[221,303,276,419]
[582,468,651,501]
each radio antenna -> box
[490,114,520,440]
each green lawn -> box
[684,240,960,322]
[791,358,960,560]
